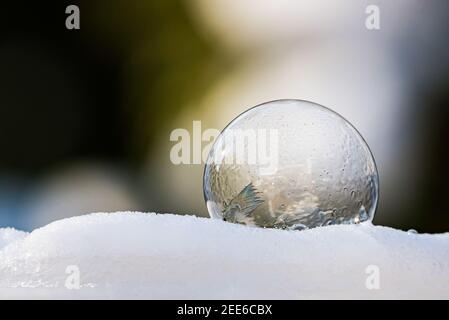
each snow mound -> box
[0,212,448,299]
[0,228,28,250]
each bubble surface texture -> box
[203,99,379,230]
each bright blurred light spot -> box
[23,163,141,229]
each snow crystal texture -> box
[0,212,448,299]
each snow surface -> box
[0,228,28,250]
[0,212,448,299]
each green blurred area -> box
[83,1,228,162]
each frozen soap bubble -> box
[203,99,379,230]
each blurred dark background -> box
[0,1,448,232]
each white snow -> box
[0,212,448,299]
[0,228,28,250]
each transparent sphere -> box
[203,99,379,230]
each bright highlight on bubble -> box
[203,99,379,230]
